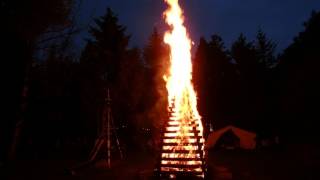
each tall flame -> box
[163,0,203,138]
[160,0,205,177]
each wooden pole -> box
[107,88,111,168]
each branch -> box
[36,28,80,45]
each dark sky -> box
[74,0,320,53]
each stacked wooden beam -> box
[157,105,206,179]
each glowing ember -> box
[159,0,205,178]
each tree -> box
[78,8,156,153]
[254,30,279,136]
[255,29,277,68]
[86,7,130,83]
[193,37,209,107]
[143,27,169,115]
[231,34,261,130]
[79,8,131,141]
[1,0,74,161]
[194,35,237,131]
[208,35,241,127]
[23,46,82,159]
[142,28,169,151]
[277,11,320,140]
[144,28,168,71]
[231,34,257,70]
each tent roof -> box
[206,125,256,150]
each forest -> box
[1,0,320,164]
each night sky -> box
[74,0,320,53]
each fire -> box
[159,0,205,178]
[163,0,200,123]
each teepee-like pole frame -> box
[70,86,122,174]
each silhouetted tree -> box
[278,11,320,141]
[1,0,74,161]
[254,30,279,136]
[194,35,238,131]
[255,29,277,68]
[207,35,233,124]
[23,47,83,159]
[141,28,169,152]
[231,34,261,130]
[79,8,131,141]
[79,8,156,154]
[143,28,169,124]
[231,34,257,71]
[193,38,210,131]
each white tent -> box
[206,125,256,150]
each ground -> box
[1,144,320,180]
[208,144,320,180]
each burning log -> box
[157,101,206,179]
[155,0,207,178]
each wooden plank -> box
[161,149,199,153]
[159,171,204,176]
[160,163,202,168]
[165,130,201,133]
[161,157,202,161]
[163,136,203,139]
[162,142,204,146]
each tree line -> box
[1,1,320,161]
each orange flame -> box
[163,0,203,144]
[160,0,205,177]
